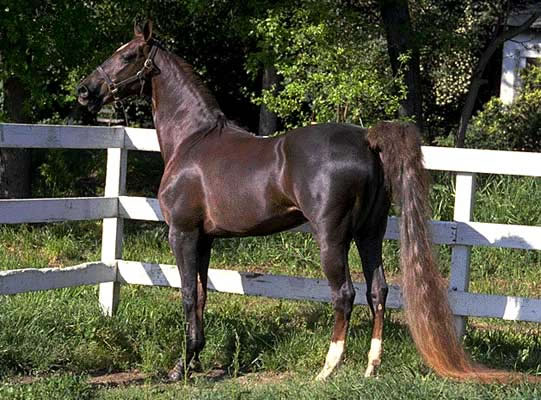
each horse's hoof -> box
[363,362,380,378]
[167,364,185,382]
[315,372,328,381]
[167,370,183,382]
[364,365,375,378]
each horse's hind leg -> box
[167,227,212,381]
[355,232,388,378]
[314,231,356,381]
[191,235,213,371]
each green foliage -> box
[466,65,541,151]
[247,4,406,129]
[0,0,270,196]
[0,1,106,121]
[413,1,508,104]
[408,0,534,139]
[0,375,93,400]
[1,1,540,195]
[32,150,106,197]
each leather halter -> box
[97,42,160,105]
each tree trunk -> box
[0,76,31,199]
[258,65,279,136]
[379,0,423,133]
[455,11,540,148]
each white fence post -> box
[100,147,127,316]
[450,172,476,337]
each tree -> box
[455,4,540,147]
[378,0,423,130]
[247,3,407,130]
[4,0,539,200]
[0,76,31,198]
[0,0,99,197]
[404,0,539,146]
[0,0,273,196]
[258,65,279,135]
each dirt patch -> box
[235,371,293,385]
[88,370,149,387]
[8,375,36,385]
[7,370,150,387]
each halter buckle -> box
[144,58,154,70]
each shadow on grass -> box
[197,299,414,382]
[466,326,541,373]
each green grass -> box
[0,375,93,400]
[2,290,541,399]
[97,374,541,400]
[0,175,540,398]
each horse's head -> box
[77,20,157,113]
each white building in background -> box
[500,8,541,104]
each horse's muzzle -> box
[76,84,90,106]
[76,83,103,112]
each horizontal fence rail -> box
[0,123,124,149]
[0,197,117,224]
[4,123,541,175]
[422,146,541,177]
[115,261,541,322]
[1,123,541,328]
[0,262,115,295]
[118,196,541,251]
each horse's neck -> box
[151,50,224,163]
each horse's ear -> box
[134,19,153,42]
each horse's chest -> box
[158,173,205,229]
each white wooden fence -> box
[1,123,541,334]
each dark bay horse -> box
[77,21,531,383]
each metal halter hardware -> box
[96,43,160,124]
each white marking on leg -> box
[315,340,345,381]
[364,338,382,377]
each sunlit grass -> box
[0,175,540,398]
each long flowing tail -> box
[366,121,535,383]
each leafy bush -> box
[465,65,541,151]
[32,149,106,197]
[247,5,406,130]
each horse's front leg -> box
[167,227,211,381]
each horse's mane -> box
[163,49,256,137]
[170,53,223,114]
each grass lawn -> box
[0,175,540,399]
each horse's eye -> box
[121,53,137,63]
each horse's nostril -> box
[77,84,90,98]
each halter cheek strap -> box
[97,43,160,103]
[97,65,118,97]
